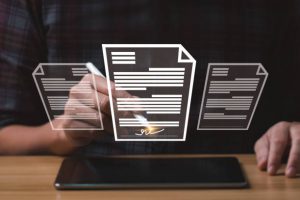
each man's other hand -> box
[254,121,300,178]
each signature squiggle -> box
[135,128,165,136]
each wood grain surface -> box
[0,155,299,200]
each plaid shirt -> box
[1,0,300,155]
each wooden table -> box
[0,155,299,200]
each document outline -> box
[197,63,268,130]
[102,44,196,141]
[32,63,104,131]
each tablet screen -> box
[55,157,248,189]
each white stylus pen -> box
[86,62,149,126]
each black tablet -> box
[54,157,248,189]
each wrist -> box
[47,120,79,155]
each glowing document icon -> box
[197,63,268,130]
[32,63,103,130]
[102,44,196,141]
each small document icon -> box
[32,63,103,130]
[102,44,196,141]
[197,63,268,130]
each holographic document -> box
[197,63,268,130]
[102,44,196,141]
[33,63,103,130]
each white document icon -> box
[102,44,196,141]
[32,63,103,130]
[197,63,268,130]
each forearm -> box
[0,121,77,155]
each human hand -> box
[254,121,300,178]
[55,74,134,148]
